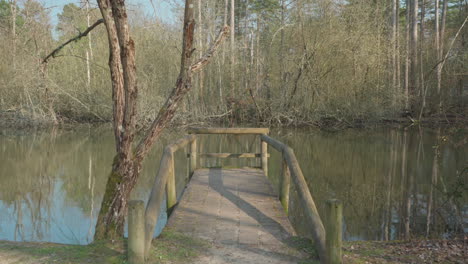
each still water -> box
[0,125,466,245]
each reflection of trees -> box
[0,127,113,242]
[1,129,57,241]
[268,127,467,241]
[0,126,465,243]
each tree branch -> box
[42,19,104,64]
[190,26,230,73]
[134,25,230,164]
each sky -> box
[40,0,176,28]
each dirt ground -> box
[0,237,466,264]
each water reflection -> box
[0,126,466,244]
[268,127,467,241]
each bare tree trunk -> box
[419,0,427,119]
[230,0,235,97]
[280,0,286,101]
[435,0,441,111]
[85,0,92,92]
[92,0,228,240]
[404,0,410,111]
[438,0,448,111]
[198,0,204,104]
[223,0,228,65]
[94,0,139,240]
[392,0,397,104]
[411,0,419,111]
[42,1,228,240]
[10,0,17,71]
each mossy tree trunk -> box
[92,0,228,241]
[42,0,228,241]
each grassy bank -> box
[1,236,465,264]
[0,230,210,264]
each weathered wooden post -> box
[326,199,343,264]
[189,137,197,177]
[261,139,268,177]
[166,152,176,209]
[128,200,145,264]
[280,155,291,213]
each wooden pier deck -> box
[132,128,336,264]
[166,168,303,263]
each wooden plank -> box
[188,127,269,134]
[166,168,304,263]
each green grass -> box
[149,228,210,263]
[0,230,209,264]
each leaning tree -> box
[43,0,229,240]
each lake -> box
[0,125,466,244]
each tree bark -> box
[85,0,93,92]
[404,0,410,111]
[392,0,398,105]
[435,0,441,111]
[438,0,448,111]
[230,0,235,97]
[410,0,419,110]
[92,0,228,240]
[10,0,17,71]
[419,0,427,118]
[198,0,204,103]
[93,0,138,240]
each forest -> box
[0,0,466,127]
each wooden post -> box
[166,152,176,209]
[128,200,145,264]
[261,140,268,177]
[280,155,290,213]
[326,199,343,264]
[189,138,197,177]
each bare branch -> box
[42,19,104,64]
[190,26,230,73]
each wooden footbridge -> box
[127,128,343,264]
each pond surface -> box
[0,125,466,244]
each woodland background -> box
[0,0,467,126]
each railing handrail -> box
[143,134,196,256]
[260,134,327,262]
[188,127,269,134]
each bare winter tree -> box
[43,0,229,240]
[94,0,228,240]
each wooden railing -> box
[128,128,341,264]
[142,134,197,258]
[188,127,270,173]
[260,134,327,261]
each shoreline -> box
[1,109,467,132]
